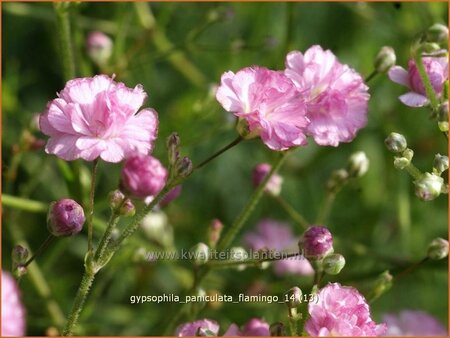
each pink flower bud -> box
[299,226,333,258]
[47,199,85,237]
[159,185,182,207]
[252,163,283,195]
[86,31,113,66]
[121,154,168,198]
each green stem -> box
[415,54,439,111]
[394,257,429,281]
[287,312,298,336]
[94,212,120,263]
[194,136,243,170]
[2,194,48,213]
[316,192,336,224]
[23,234,55,268]
[272,194,309,230]
[404,162,423,180]
[87,160,99,255]
[365,69,378,83]
[62,270,96,336]
[217,152,290,250]
[54,3,76,80]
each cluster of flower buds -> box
[108,190,135,217]
[166,133,193,184]
[385,132,448,201]
[299,226,345,276]
[326,151,370,193]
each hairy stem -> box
[87,160,99,255]
[54,3,76,80]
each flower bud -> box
[159,185,182,207]
[176,156,193,178]
[166,132,180,166]
[299,226,333,259]
[12,245,29,266]
[236,118,259,140]
[347,151,369,178]
[207,219,223,248]
[252,163,283,196]
[414,172,444,201]
[433,154,449,175]
[86,31,113,66]
[438,101,449,132]
[370,270,393,302]
[426,23,449,44]
[47,199,85,236]
[374,46,396,73]
[326,169,349,193]
[427,238,449,260]
[285,286,302,307]
[121,155,168,198]
[417,42,441,54]
[385,132,407,153]
[108,190,125,210]
[191,242,210,265]
[323,253,346,275]
[119,198,135,217]
[393,157,410,170]
[270,322,285,336]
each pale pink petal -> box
[45,135,80,160]
[223,324,242,336]
[399,92,429,107]
[388,66,409,87]
[100,140,125,163]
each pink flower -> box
[224,318,270,336]
[285,45,369,146]
[121,154,167,198]
[388,56,448,107]
[382,310,447,336]
[244,219,314,276]
[159,185,182,207]
[2,271,26,337]
[40,75,158,162]
[305,283,387,336]
[252,163,283,195]
[216,66,309,150]
[176,319,219,336]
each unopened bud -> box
[47,199,85,237]
[323,253,346,275]
[167,132,180,166]
[12,245,29,266]
[370,270,393,302]
[426,23,449,44]
[285,286,302,307]
[374,46,396,73]
[438,101,449,132]
[236,118,259,140]
[191,242,210,265]
[119,199,135,217]
[326,169,349,192]
[108,190,125,210]
[300,226,334,259]
[427,238,449,260]
[414,172,444,201]
[433,154,449,175]
[230,246,248,271]
[385,132,407,153]
[270,322,285,336]
[86,31,113,66]
[347,151,369,178]
[208,219,223,248]
[176,156,193,178]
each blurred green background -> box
[2,2,448,336]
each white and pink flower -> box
[40,75,158,162]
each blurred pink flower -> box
[216,66,309,150]
[305,283,386,336]
[252,163,283,195]
[2,271,26,337]
[388,56,448,107]
[121,154,167,198]
[244,219,314,276]
[159,185,182,207]
[40,75,158,162]
[383,310,447,336]
[176,319,219,336]
[285,45,369,146]
[224,318,270,336]
[86,31,113,66]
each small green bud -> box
[414,173,444,201]
[370,270,393,302]
[347,151,369,178]
[323,253,346,275]
[119,199,135,217]
[230,246,248,271]
[418,42,441,54]
[433,154,449,175]
[176,156,193,178]
[385,132,407,153]
[426,23,449,44]
[427,238,449,260]
[191,242,210,265]
[374,46,396,73]
[108,190,125,210]
[285,286,302,307]
[393,157,410,170]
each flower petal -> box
[388,66,409,87]
[399,92,429,107]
